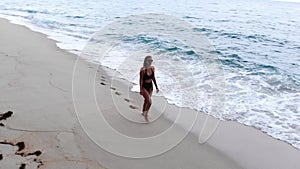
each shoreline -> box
[1,17,300,169]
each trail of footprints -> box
[100,75,139,110]
[0,111,44,169]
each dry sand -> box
[0,17,300,169]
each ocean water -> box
[0,0,299,149]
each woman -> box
[139,55,159,122]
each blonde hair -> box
[143,55,152,67]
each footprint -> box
[100,82,106,86]
[100,77,106,81]
[110,87,116,90]
[124,98,130,102]
[115,91,121,95]
[129,105,138,109]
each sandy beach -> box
[1,17,300,169]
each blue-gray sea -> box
[0,0,299,149]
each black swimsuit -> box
[142,68,154,92]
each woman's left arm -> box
[152,66,159,91]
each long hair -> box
[143,55,152,68]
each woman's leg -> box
[141,89,149,112]
[143,87,153,122]
[142,101,147,114]
[141,88,152,110]
[141,88,151,122]
[146,87,153,111]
